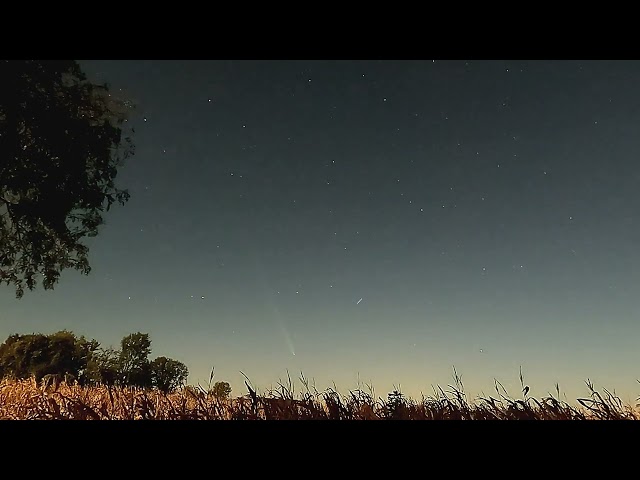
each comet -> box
[254,255,297,357]
[278,318,296,357]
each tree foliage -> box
[84,346,120,386]
[150,356,189,393]
[0,330,98,383]
[0,60,134,298]
[211,381,232,399]
[119,332,152,388]
[0,330,189,390]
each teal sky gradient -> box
[1,60,639,405]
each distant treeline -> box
[0,330,188,393]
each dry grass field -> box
[1,372,638,420]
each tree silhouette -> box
[150,356,189,393]
[84,346,120,386]
[119,332,152,388]
[0,330,99,382]
[0,330,191,390]
[385,389,407,419]
[0,60,135,298]
[211,381,232,399]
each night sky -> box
[2,60,640,403]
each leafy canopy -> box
[0,330,99,382]
[0,60,134,298]
[0,330,189,392]
[119,332,152,388]
[150,356,189,393]
[211,381,232,399]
